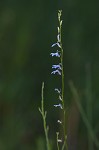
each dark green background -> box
[0,0,99,149]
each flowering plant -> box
[39,10,68,150]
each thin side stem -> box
[39,82,50,150]
[56,132,60,150]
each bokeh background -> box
[0,0,99,150]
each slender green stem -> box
[39,82,50,150]
[58,10,68,150]
[56,132,60,150]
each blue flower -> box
[52,64,62,70]
[54,104,63,109]
[51,70,61,75]
[50,51,60,57]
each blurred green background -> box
[0,0,99,150]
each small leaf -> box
[60,20,63,26]
[57,27,60,33]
